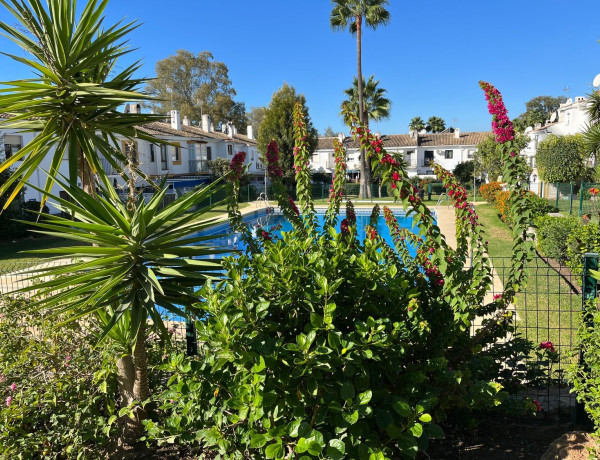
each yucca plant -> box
[13,171,228,441]
[0,0,164,207]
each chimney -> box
[221,123,227,134]
[209,123,214,132]
[454,128,460,139]
[201,114,210,132]
[409,129,416,139]
[170,110,181,131]
[534,122,542,130]
[226,122,233,138]
[183,115,190,127]
[247,125,254,140]
[337,132,344,143]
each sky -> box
[0,0,599,136]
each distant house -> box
[312,129,490,179]
[521,96,590,194]
[0,106,263,203]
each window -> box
[150,144,155,162]
[3,135,22,160]
[189,144,210,173]
[206,146,212,161]
[227,144,233,156]
[160,145,168,170]
[172,143,181,165]
[444,150,453,159]
[423,150,434,167]
[467,150,474,159]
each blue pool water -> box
[199,209,424,257]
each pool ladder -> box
[435,193,447,210]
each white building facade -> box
[0,107,263,203]
[312,130,490,178]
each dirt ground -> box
[424,416,585,460]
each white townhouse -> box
[0,105,263,203]
[312,129,490,178]
[520,96,591,194]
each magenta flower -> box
[340,218,350,237]
[5,396,12,407]
[266,141,283,179]
[540,341,556,353]
[229,151,247,182]
[493,293,503,301]
[10,383,16,391]
[288,196,300,215]
[479,81,515,145]
[533,400,542,412]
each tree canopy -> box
[246,106,267,138]
[146,50,247,132]
[584,90,600,159]
[257,84,318,186]
[512,95,566,132]
[409,116,426,132]
[536,134,587,183]
[426,116,446,133]
[475,133,530,181]
[323,126,337,137]
[453,161,476,185]
[341,75,391,124]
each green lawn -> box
[477,203,581,367]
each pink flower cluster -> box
[266,141,283,179]
[340,218,350,237]
[5,382,16,407]
[435,165,480,228]
[229,151,247,182]
[533,400,542,412]
[329,142,347,202]
[367,227,377,240]
[288,196,300,215]
[540,341,556,353]
[493,293,503,301]
[479,81,515,146]
[346,204,356,225]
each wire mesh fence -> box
[540,181,600,217]
[486,256,584,418]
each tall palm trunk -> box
[356,15,370,199]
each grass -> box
[477,202,581,368]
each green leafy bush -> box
[536,134,586,183]
[0,296,118,458]
[569,300,600,438]
[566,223,600,276]
[144,101,542,459]
[534,215,580,263]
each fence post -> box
[185,315,198,356]
[569,182,574,215]
[322,184,324,201]
[575,253,599,425]
[555,183,560,210]
[427,183,432,201]
[580,182,585,217]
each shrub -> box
[534,215,580,263]
[0,296,118,457]
[569,300,600,439]
[566,223,600,276]
[480,181,502,203]
[497,191,552,225]
[145,99,542,459]
[536,134,586,183]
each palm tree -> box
[427,116,447,133]
[0,0,163,206]
[341,75,391,124]
[0,0,226,444]
[585,89,600,162]
[409,116,426,133]
[342,75,390,197]
[331,0,390,198]
[427,116,446,133]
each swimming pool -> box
[199,208,426,257]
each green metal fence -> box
[542,181,600,217]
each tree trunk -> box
[356,14,368,200]
[78,149,96,196]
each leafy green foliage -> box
[426,116,446,133]
[534,215,580,263]
[257,83,318,185]
[14,175,226,347]
[341,75,391,123]
[0,0,164,207]
[453,160,475,185]
[145,49,247,131]
[569,300,600,436]
[512,95,566,133]
[536,134,587,183]
[0,296,118,457]
[474,134,530,182]
[565,223,600,276]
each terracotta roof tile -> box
[317,131,491,150]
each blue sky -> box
[0,0,599,135]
